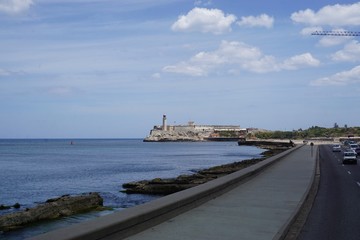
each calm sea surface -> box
[0,139,264,239]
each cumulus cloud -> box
[171,7,236,35]
[307,27,352,47]
[292,3,359,46]
[311,65,360,86]
[291,2,360,27]
[282,53,320,70]
[237,14,274,29]
[0,0,34,14]
[162,40,320,76]
[299,26,350,47]
[331,40,360,62]
[318,35,351,47]
[299,26,348,47]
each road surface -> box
[298,145,360,240]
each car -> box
[348,143,359,155]
[349,143,359,151]
[332,144,342,152]
[356,147,360,155]
[344,140,356,146]
[343,151,357,164]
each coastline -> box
[0,139,274,239]
[121,147,287,195]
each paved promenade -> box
[31,144,317,240]
[124,145,317,240]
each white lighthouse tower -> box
[162,114,167,131]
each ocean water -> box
[0,139,264,239]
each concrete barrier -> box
[30,145,304,240]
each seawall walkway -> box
[31,144,317,240]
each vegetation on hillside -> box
[253,125,360,139]
[216,130,240,138]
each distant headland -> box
[143,115,360,143]
[143,114,254,142]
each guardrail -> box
[30,145,305,240]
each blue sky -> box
[1,0,360,138]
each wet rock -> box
[0,203,19,211]
[0,205,11,211]
[12,203,20,209]
[237,139,295,149]
[0,192,103,231]
[121,158,269,195]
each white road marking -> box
[348,171,352,175]
[357,182,360,187]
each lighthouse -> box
[162,114,167,131]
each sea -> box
[0,139,264,239]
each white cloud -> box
[292,3,359,47]
[171,7,236,35]
[331,40,360,62]
[291,2,360,27]
[163,62,208,76]
[162,41,319,76]
[318,35,351,47]
[0,0,33,14]
[299,26,347,46]
[299,26,352,47]
[194,0,212,7]
[242,55,279,73]
[311,65,360,86]
[237,14,274,29]
[282,53,320,70]
[314,28,353,47]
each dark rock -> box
[12,203,20,209]
[0,205,11,210]
[237,139,295,149]
[0,192,103,231]
[121,154,280,195]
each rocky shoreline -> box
[143,130,207,142]
[121,148,286,195]
[0,141,294,232]
[0,192,103,231]
[238,139,295,149]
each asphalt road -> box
[298,145,360,240]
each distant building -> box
[145,115,247,142]
[152,115,246,135]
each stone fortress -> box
[143,115,247,142]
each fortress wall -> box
[151,125,242,133]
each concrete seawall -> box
[30,145,308,240]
